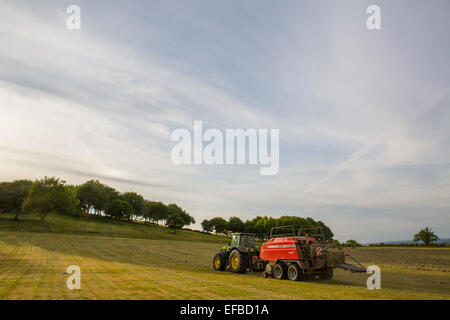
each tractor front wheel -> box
[273,262,287,280]
[213,253,226,271]
[229,250,247,273]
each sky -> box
[0,0,449,242]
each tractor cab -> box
[230,233,256,250]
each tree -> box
[243,219,256,234]
[227,216,245,233]
[76,180,119,217]
[0,180,32,219]
[254,216,277,239]
[344,239,361,248]
[22,177,79,223]
[332,239,341,246]
[209,217,228,234]
[414,227,439,246]
[316,220,334,240]
[166,212,186,233]
[143,200,153,223]
[201,219,213,232]
[105,199,134,221]
[167,204,195,226]
[147,201,169,224]
[122,192,145,221]
[102,185,120,206]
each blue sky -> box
[0,0,449,242]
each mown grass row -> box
[0,231,449,299]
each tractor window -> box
[230,235,239,247]
[240,235,255,247]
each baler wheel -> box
[287,264,303,281]
[213,253,226,271]
[273,262,287,280]
[319,268,333,280]
[229,250,247,274]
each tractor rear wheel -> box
[213,253,226,271]
[273,262,287,280]
[287,264,304,281]
[229,250,247,273]
[319,268,333,280]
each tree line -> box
[5,177,439,245]
[331,227,442,247]
[367,227,442,247]
[0,177,195,231]
[201,216,334,240]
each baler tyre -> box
[262,271,268,278]
[319,268,333,280]
[273,262,287,280]
[213,253,226,271]
[287,264,304,281]
[229,250,247,274]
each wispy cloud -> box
[0,0,449,242]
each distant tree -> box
[122,192,145,221]
[344,239,361,248]
[0,180,32,220]
[3,176,338,241]
[22,177,79,223]
[316,220,334,240]
[166,212,186,233]
[209,217,228,234]
[332,239,341,246]
[102,185,120,205]
[228,216,245,233]
[105,199,134,221]
[167,204,195,226]
[143,200,153,223]
[254,216,277,239]
[76,180,115,217]
[243,219,256,234]
[414,227,439,246]
[201,219,213,232]
[147,201,168,224]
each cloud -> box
[0,0,449,242]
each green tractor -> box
[212,233,265,273]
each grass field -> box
[0,214,449,300]
[0,213,227,243]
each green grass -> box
[0,213,228,243]
[0,213,449,300]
